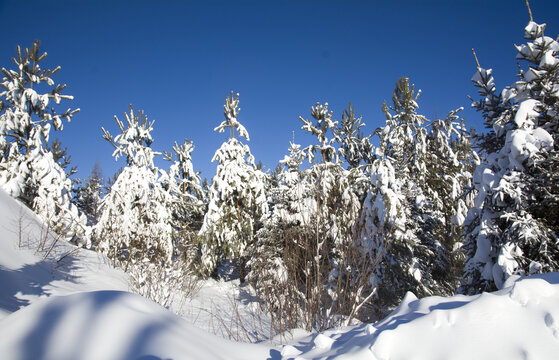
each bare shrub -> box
[128,259,201,309]
[249,166,382,337]
[190,284,276,344]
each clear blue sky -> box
[1,0,558,182]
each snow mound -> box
[0,290,272,360]
[283,273,559,360]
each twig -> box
[525,0,533,22]
[472,48,481,69]
[56,247,80,264]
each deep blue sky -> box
[1,0,558,182]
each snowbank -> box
[285,273,559,360]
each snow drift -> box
[0,290,272,360]
[284,273,559,359]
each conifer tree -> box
[163,139,205,260]
[366,78,436,312]
[333,103,374,170]
[93,106,173,267]
[299,103,370,326]
[425,114,478,286]
[461,17,559,294]
[249,140,314,331]
[198,92,268,281]
[74,161,104,226]
[362,77,476,315]
[251,103,374,331]
[0,40,87,242]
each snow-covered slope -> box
[0,290,273,360]
[1,188,559,360]
[0,189,127,320]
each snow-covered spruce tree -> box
[361,77,475,316]
[461,18,559,294]
[93,106,174,269]
[73,161,104,226]
[198,92,268,282]
[0,40,87,243]
[163,139,205,262]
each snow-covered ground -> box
[1,188,559,359]
[0,188,128,320]
[284,275,559,359]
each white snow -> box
[285,275,559,360]
[0,188,127,321]
[0,291,271,360]
[514,99,540,128]
[1,188,559,359]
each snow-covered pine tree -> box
[361,77,473,316]
[299,103,372,327]
[0,40,87,243]
[93,106,173,268]
[250,102,374,332]
[461,17,559,294]
[424,111,479,290]
[198,92,268,281]
[358,154,404,317]
[361,77,431,314]
[333,103,374,171]
[163,139,205,261]
[74,161,104,226]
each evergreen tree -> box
[361,77,476,315]
[47,138,77,177]
[367,78,436,312]
[359,154,405,317]
[251,103,373,331]
[163,139,205,260]
[299,103,371,326]
[74,161,104,226]
[0,40,87,242]
[333,103,374,170]
[461,18,559,294]
[248,140,307,316]
[425,114,478,286]
[93,106,174,267]
[198,92,268,281]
